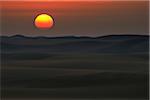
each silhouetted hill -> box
[1,34,149,54]
[1,35,149,99]
[1,34,149,39]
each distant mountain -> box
[1,35,149,54]
[1,34,148,39]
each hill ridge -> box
[0,34,149,39]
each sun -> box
[34,14,54,29]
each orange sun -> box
[34,14,54,29]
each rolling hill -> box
[1,35,149,54]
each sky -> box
[1,1,149,37]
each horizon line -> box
[1,34,149,38]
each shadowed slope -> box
[1,35,149,54]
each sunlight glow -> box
[34,14,54,29]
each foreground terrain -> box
[1,35,149,100]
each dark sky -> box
[1,1,149,36]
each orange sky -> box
[1,1,149,36]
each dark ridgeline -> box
[1,35,149,100]
[1,34,149,54]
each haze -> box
[1,1,149,36]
